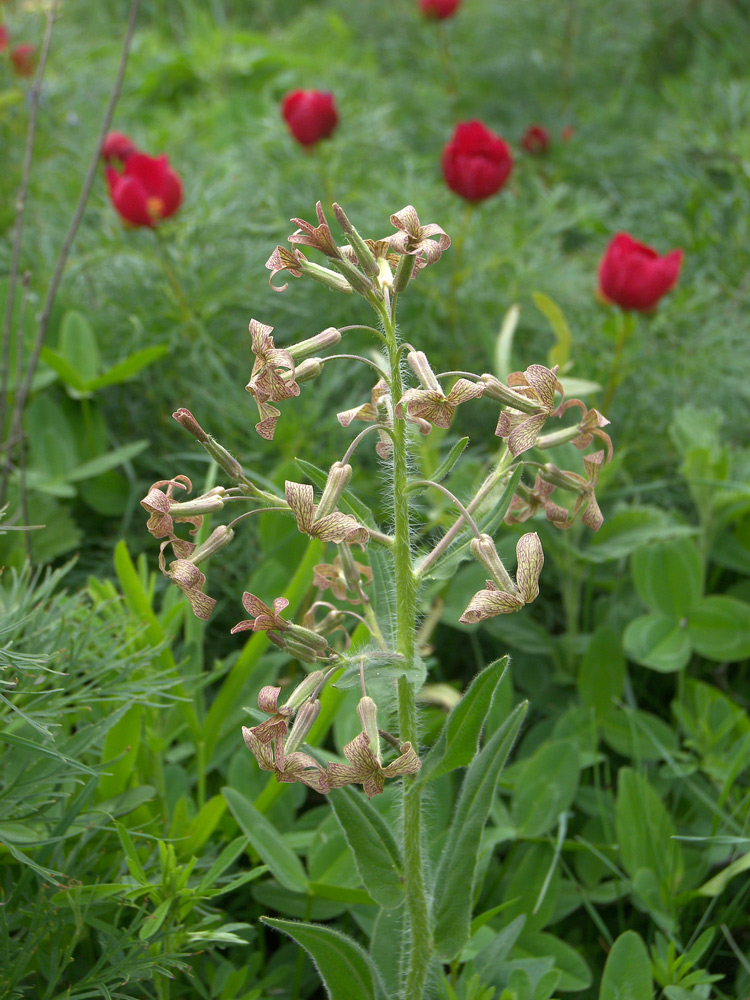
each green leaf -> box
[432,436,470,484]
[512,740,580,838]
[687,595,750,661]
[472,915,526,983]
[308,882,374,905]
[697,850,750,896]
[116,823,149,886]
[583,507,695,564]
[86,344,169,390]
[196,835,252,894]
[600,706,678,761]
[178,794,226,858]
[39,346,90,394]
[432,701,528,960]
[599,931,653,1000]
[517,931,593,990]
[139,898,171,940]
[418,656,509,784]
[59,309,100,384]
[370,907,403,999]
[623,613,692,672]
[533,291,572,370]
[98,704,143,800]
[578,625,625,718]
[631,537,703,617]
[67,439,149,482]
[615,768,683,893]
[329,785,404,909]
[262,917,385,1000]
[222,786,308,893]
[494,303,520,379]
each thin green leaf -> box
[86,345,169,390]
[222,786,308,893]
[432,701,528,959]
[432,437,470,484]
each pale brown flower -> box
[285,481,369,546]
[460,532,544,623]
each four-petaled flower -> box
[158,536,215,620]
[141,475,225,539]
[288,202,341,258]
[313,556,372,603]
[246,319,300,404]
[397,378,483,430]
[504,473,569,528]
[285,481,369,546]
[265,245,307,291]
[231,592,291,638]
[242,726,330,794]
[553,401,613,461]
[494,364,562,456]
[460,532,544,623]
[241,685,294,743]
[388,206,451,268]
[540,450,606,532]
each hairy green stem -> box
[380,302,432,1000]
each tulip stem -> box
[446,201,474,346]
[601,311,635,413]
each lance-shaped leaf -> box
[222,787,308,893]
[432,700,528,960]
[262,918,386,1000]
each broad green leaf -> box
[308,882,374,905]
[26,395,79,480]
[432,436,470,483]
[67,439,149,482]
[472,915,526,983]
[38,347,90,394]
[533,291,572,370]
[262,917,385,1000]
[139,898,171,940]
[254,882,345,920]
[87,344,169,390]
[631,537,703,617]
[517,931,593,990]
[432,701,528,959]
[223,787,308,893]
[329,785,404,909]
[370,907,403,1000]
[697,850,750,896]
[418,656,509,784]
[687,595,750,661]
[512,740,580,838]
[578,625,625,717]
[615,768,683,894]
[98,704,143,800]
[599,930,653,1000]
[623,613,692,672]
[59,309,100,384]
[583,507,695,564]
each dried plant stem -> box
[1,0,140,507]
[380,299,432,1000]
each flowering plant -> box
[442,120,514,202]
[145,202,613,1000]
[106,152,182,228]
[281,89,339,147]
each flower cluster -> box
[102,130,183,228]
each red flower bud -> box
[521,124,550,155]
[442,120,513,203]
[281,89,338,147]
[102,131,138,165]
[106,152,183,228]
[419,0,461,18]
[10,43,35,78]
[598,232,683,312]
[0,25,9,54]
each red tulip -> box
[442,120,514,202]
[419,0,462,18]
[281,90,338,147]
[106,153,183,228]
[521,124,550,155]
[0,25,9,54]
[598,233,683,312]
[102,131,138,165]
[10,43,35,77]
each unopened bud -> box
[376,256,394,292]
[408,351,441,393]
[299,259,353,294]
[333,255,377,298]
[470,534,516,593]
[284,699,322,754]
[172,409,244,481]
[357,696,381,763]
[332,203,380,278]
[479,375,546,414]
[287,623,331,653]
[535,425,583,451]
[392,252,417,294]
[283,671,325,711]
[316,461,353,519]
[191,525,234,564]
[287,327,341,361]
[290,358,323,383]
[173,408,209,443]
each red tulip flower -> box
[10,43,35,77]
[106,153,183,228]
[442,120,514,202]
[281,90,338,147]
[0,25,9,54]
[102,131,138,166]
[521,124,550,155]
[598,233,683,312]
[419,0,462,18]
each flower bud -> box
[479,375,546,414]
[407,351,442,393]
[470,534,515,593]
[290,358,323,383]
[332,204,380,278]
[283,670,325,711]
[284,699,322,754]
[190,525,234,564]
[298,259,353,294]
[173,409,244,481]
[287,623,331,653]
[316,462,353,519]
[287,326,341,361]
[333,255,377,298]
[376,256,394,292]
[357,696,381,763]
